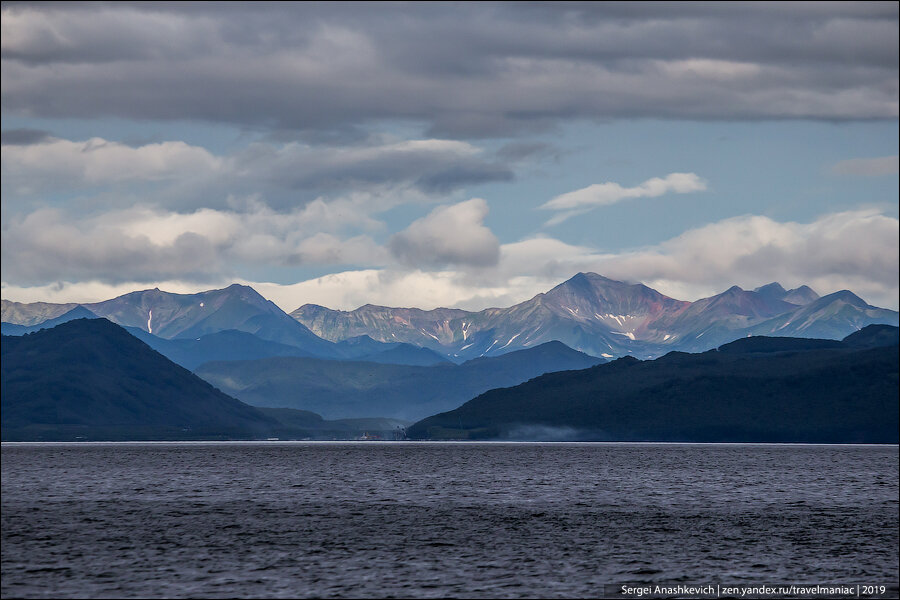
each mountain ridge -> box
[3,284,340,359]
[290,273,898,359]
[5,273,897,361]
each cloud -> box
[281,209,900,311]
[4,208,897,318]
[2,4,896,137]
[1,134,510,212]
[0,208,224,285]
[247,269,559,313]
[388,198,501,269]
[495,142,560,162]
[592,209,899,309]
[541,173,707,225]
[830,156,899,176]
[0,205,391,286]
[232,139,511,205]
[3,200,896,311]
[1,279,224,306]
[251,270,484,312]
[0,132,511,287]
[544,173,707,210]
[191,209,896,313]
[0,128,51,145]
[1,136,222,197]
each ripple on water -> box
[2,442,898,598]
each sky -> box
[2,2,898,312]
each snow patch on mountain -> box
[499,332,522,350]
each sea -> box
[2,442,898,599]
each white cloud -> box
[541,173,707,225]
[654,58,762,81]
[543,209,591,228]
[494,236,608,280]
[388,198,500,268]
[590,209,899,309]
[3,209,897,312]
[543,172,707,210]
[116,208,241,247]
[0,204,391,286]
[246,270,560,313]
[251,209,900,311]
[1,132,512,285]
[0,279,222,306]
[1,136,222,194]
[0,208,224,285]
[830,155,899,176]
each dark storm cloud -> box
[1,128,51,145]
[2,2,896,137]
[232,140,512,200]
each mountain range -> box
[3,273,897,364]
[5,317,895,443]
[292,273,898,359]
[1,288,448,369]
[2,284,338,357]
[407,325,900,443]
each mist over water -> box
[2,442,898,598]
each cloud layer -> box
[830,155,899,177]
[5,208,896,311]
[595,209,899,308]
[0,204,392,286]
[3,3,897,137]
[1,4,896,316]
[1,134,511,213]
[276,209,900,311]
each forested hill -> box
[407,326,900,443]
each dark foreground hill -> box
[1,319,279,440]
[1,319,416,441]
[195,340,604,421]
[0,305,100,336]
[407,326,900,443]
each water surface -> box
[2,442,897,598]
